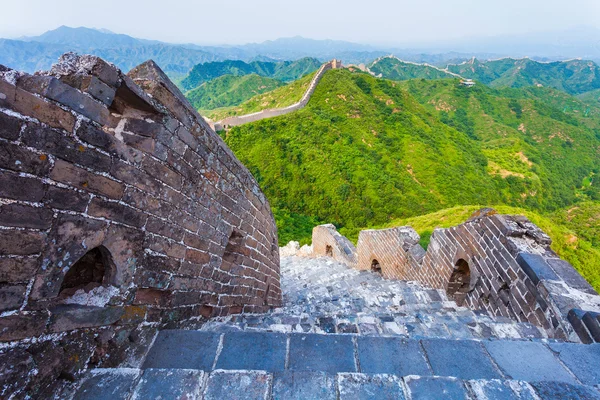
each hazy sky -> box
[1,0,599,45]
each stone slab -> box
[548,343,600,385]
[131,369,204,399]
[142,330,220,370]
[204,370,271,400]
[215,331,287,372]
[468,379,537,400]
[74,369,140,400]
[271,371,336,400]
[530,381,600,400]
[288,333,356,373]
[338,373,406,400]
[404,376,469,399]
[421,339,501,379]
[516,253,559,285]
[484,341,576,384]
[357,336,430,376]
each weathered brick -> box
[0,257,39,283]
[0,203,53,229]
[0,141,51,175]
[43,185,90,212]
[0,283,27,312]
[0,171,46,201]
[0,230,46,255]
[50,159,124,199]
[0,79,75,132]
[88,198,147,228]
[0,110,22,140]
[0,313,48,342]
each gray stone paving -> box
[71,255,600,398]
[201,257,546,340]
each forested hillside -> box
[221,70,600,284]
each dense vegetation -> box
[186,74,284,111]
[371,57,600,97]
[221,70,600,285]
[369,57,456,80]
[180,58,321,91]
[204,73,315,120]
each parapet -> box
[309,209,600,343]
[0,53,281,396]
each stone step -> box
[72,369,600,400]
[134,331,599,383]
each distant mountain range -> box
[369,57,600,96]
[2,25,600,79]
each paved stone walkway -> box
[202,257,545,340]
[71,255,600,399]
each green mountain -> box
[205,72,315,121]
[186,74,284,111]
[180,57,321,91]
[368,57,457,80]
[221,70,599,255]
[447,58,600,95]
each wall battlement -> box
[0,53,281,397]
[310,209,600,343]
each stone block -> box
[547,258,597,295]
[88,198,146,228]
[49,305,124,333]
[357,336,430,376]
[132,369,204,399]
[216,331,287,372]
[288,333,356,373]
[530,381,600,400]
[484,340,576,383]
[0,110,22,140]
[142,330,220,370]
[0,79,76,132]
[59,74,116,105]
[421,339,501,379]
[404,376,469,399]
[0,313,48,341]
[0,230,46,255]
[548,342,600,385]
[338,373,406,400]
[0,171,46,202]
[0,141,52,175]
[0,257,39,283]
[516,253,559,285]
[18,75,113,125]
[271,371,336,400]
[74,369,141,400]
[468,380,537,400]
[50,159,124,199]
[0,203,53,229]
[22,124,112,172]
[0,283,27,312]
[43,185,90,212]
[204,370,271,400]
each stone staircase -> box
[201,256,546,340]
[69,256,600,399]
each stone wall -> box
[0,53,281,397]
[312,224,357,267]
[312,210,600,343]
[214,60,342,130]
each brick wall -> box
[312,224,357,267]
[313,210,600,343]
[0,53,281,397]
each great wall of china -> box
[1,53,600,398]
[213,59,342,131]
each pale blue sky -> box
[2,0,599,45]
